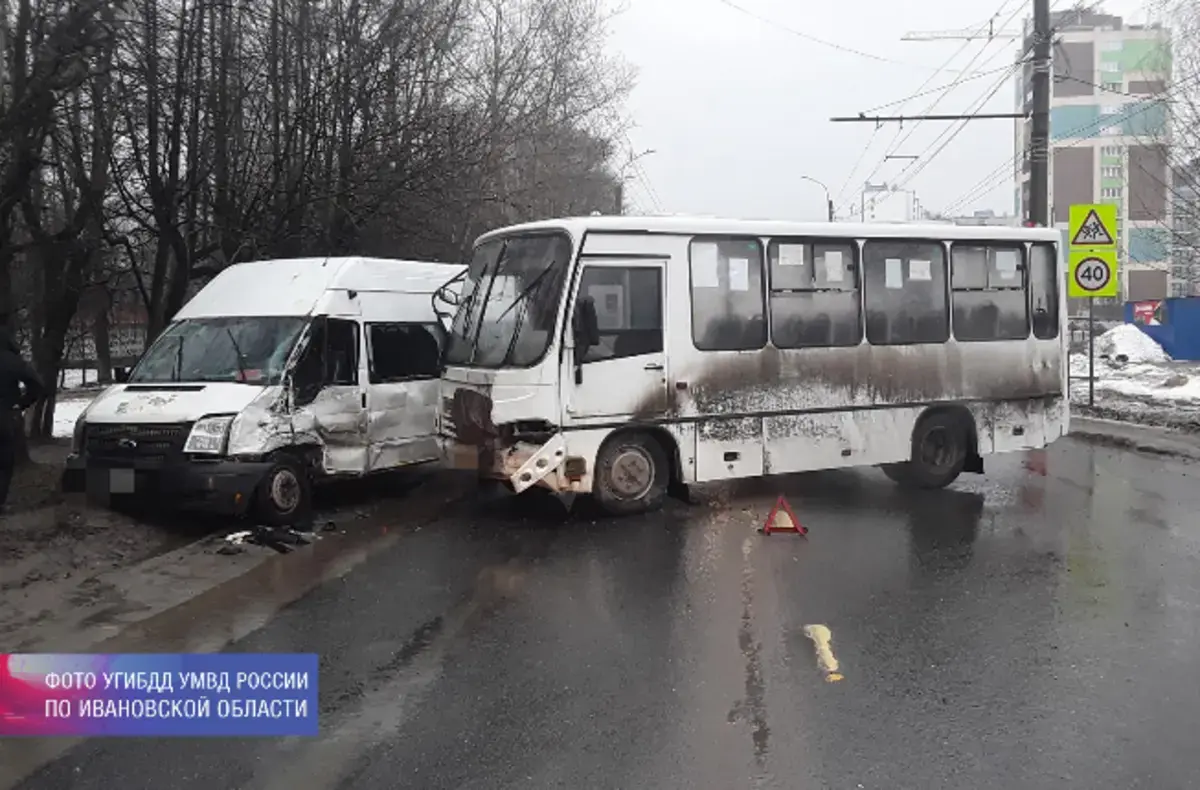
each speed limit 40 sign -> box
[1068,249,1118,298]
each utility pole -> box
[1029,0,1052,227]
[614,182,623,215]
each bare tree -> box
[2,0,634,454]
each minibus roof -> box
[175,257,466,319]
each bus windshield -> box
[444,232,573,368]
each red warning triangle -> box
[761,495,807,536]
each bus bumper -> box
[438,433,584,494]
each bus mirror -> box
[573,296,601,353]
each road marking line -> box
[803,624,843,682]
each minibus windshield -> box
[130,316,307,385]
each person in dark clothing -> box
[0,321,45,513]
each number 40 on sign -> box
[1068,249,1118,298]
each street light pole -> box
[798,175,834,221]
[615,148,656,215]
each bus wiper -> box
[173,334,186,382]
[496,260,558,324]
[498,260,559,363]
[226,328,250,383]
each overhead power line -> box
[831,112,1026,122]
[835,0,1028,213]
[859,63,1030,114]
[711,0,972,72]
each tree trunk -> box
[92,304,112,384]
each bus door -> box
[564,258,669,421]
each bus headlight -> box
[184,415,235,455]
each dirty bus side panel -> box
[666,234,1063,483]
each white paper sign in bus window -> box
[994,249,1020,281]
[885,258,904,289]
[821,250,844,283]
[728,257,750,292]
[692,243,719,288]
[909,259,932,281]
[778,244,805,267]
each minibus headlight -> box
[71,413,86,454]
[184,415,235,455]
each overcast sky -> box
[609,0,1154,221]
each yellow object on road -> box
[803,624,843,682]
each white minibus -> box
[64,256,466,523]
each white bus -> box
[436,216,1067,516]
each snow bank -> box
[53,398,91,439]
[1095,324,1169,364]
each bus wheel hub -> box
[610,447,653,500]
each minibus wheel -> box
[593,431,669,516]
[254,454,312,526]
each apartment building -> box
[1014,8,1172,313]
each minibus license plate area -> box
[109,468,135,494]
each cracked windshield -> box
[2,0,1198,788]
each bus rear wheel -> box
[885,412,969,490]
[593,432,669,517]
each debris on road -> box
[803,624,843,683]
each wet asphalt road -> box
[15,435,1200,790]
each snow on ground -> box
[53,397,92,439]
[1070,324,1200,431]
[1093,323,1170,365]
[59,368,96,391]
[51,368,106,438]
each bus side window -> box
[689,238,767,351]
[768,239,861,348]
[950,244,1029,342]
[862,241,949,345]
[1030,243,1059,340]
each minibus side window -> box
[368,323,444,382]
[292,318,359,406]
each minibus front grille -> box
[84,422,192,465]
[440,396,456,436]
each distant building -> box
[1013,8,1173,313]
[935,209,1022,227]
[860,185,923,223]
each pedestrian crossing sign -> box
[1069,204,1117,250]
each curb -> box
[1068,416,1200,461]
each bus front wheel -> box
[884,412,968,490]
[593,432,669,517]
